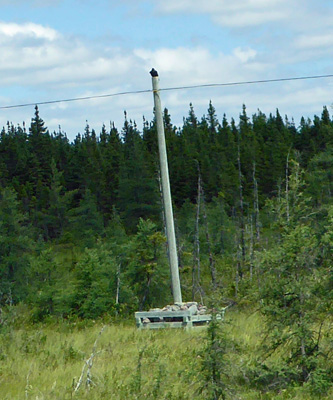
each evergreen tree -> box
[126,218,170,310]
[118,114,160,231]
[307,146,333,207]
[259,164,331,390]
[0,188,33,303]
[98,123,123,221]
[28,105,53,187]
[73,243,120,318]
[170,104,201,204]
[206,100,219,134]
[215,115,238,206]
[44,159,77,239]
[67,188,104,248]
[198,314,231,400]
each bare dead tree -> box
[193,165,202,301]
[140,274,153,311]
[286,149,291,224]
[248,215,254,280]
[73,326,106,395]
[200,176,217,289]
[191,162,211,302]
[251,160,261,283]
[253,161,260,242]
[25,364,33,400]
[115,263,121,306]
[237,138,245,280]
[235,238,241,298]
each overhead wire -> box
[0,73,333,110]
[0,89,152,110]
[160,73,333,92]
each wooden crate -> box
[135,309,225,329]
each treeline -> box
[0,102,333,394]
[0,103,332,307]
[2,103,332,231]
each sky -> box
[0,0,333,140]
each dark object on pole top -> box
[150,68,159,77]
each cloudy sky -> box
[0,0,333,140]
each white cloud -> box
[0,16,332,139]
[212,10,285,27]
[155,0,290,27]
[0,25,136,88]
[156,0,284,14]
[135,47,214,78]
[0,0,62,5]
[294,33,333,49]
[0,22,58,40]
[154,0,333,42]
[134,46,264,89]
[0,26,268,136]
[233,47,257,63]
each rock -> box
[185,302,198,307]
[188,304,198,315]
[154,301,208,315]
[143,318,150,324]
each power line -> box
[0,73,333,110]
[160,73,333,92]
[0,89,152,110]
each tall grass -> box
[0,308,331,399]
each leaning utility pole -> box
[150,68,182,304]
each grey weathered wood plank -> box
[135,310,191,318]
[135,307,227,329]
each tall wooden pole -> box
[150,68,182,304]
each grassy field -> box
[0,307,331,399]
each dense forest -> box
[0,102,332,397]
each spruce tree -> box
[118,114,159,231]
[0,188,33,303]
[259,163,331,390]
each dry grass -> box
[0,309,331,399]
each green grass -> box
[0,308,332,399]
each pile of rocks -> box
[149,301,208,315]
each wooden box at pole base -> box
[134,303,226,330]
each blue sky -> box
[0,0,333,140]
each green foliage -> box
[27,247,77,321]
[0,309,331,399]
[258,168,332,391]
[43,159,77,239]
[73,244,121,318]
[0,187,33,303]
[127,218,170,310]
[198,315,231,400]
[118,116,160,231]
[67,188,104,248]
[129,346,145,397]
[0,103,332,398]
[307,147,333,206]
